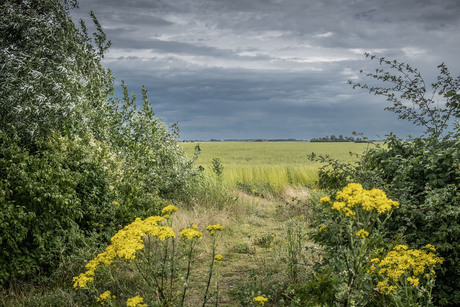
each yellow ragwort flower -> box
[98,290,115,305]
[126,296,147,307]
[73,214,174,289]
[206,224,224,236]
[161,204,178,215]
[320,196,331,204]
[180,227,203,240]
[214,254,224,264]
[372,244,443,295]
[407,276,420,287]
[253,295,268,306]
[355,229,369,239]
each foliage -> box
[309,184,443,306]
[360,132,460,305]
[349,53,460,138]
[0,133,117,284]
[316,55,460,305]
[72,206,225,307]
[0,0,112,147]
[0,0,199,287]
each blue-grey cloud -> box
[72,0,460,140]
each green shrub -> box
[0,0,200,287]
[0,132,170,285]
[314,54,460,305]
[360,132,460,305]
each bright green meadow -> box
[181,142,374,191]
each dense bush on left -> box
[0,0,199,286]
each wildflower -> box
[73,215,174,289]
[376,280,397,295]
[98,290,115,305]
[180,227,203,240]
[342,207,356,217]
[355,229,369,239]
[319,225,327,231]
[253,295,268,306]
[206,224,224,236]
[331,201,346,211]
[424,244,436,251]
[407,276,420,287]
[126,296,147,307]
[112,201,120,206]
[214,254,224,264]
[320,196,331,204]
[334,183,399,214]
[372,244,443,294]
[161,205,178,215]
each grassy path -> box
[175,187,315,306]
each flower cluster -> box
[180,226,203,240]
[371,244,444,295]
[206,224,224,236]
[253,295,268,306]
[321,183,399,216]
[126,295,147,307]
[73,207,176,289]
[214,254,224,264]
[355,229,369,239]
[161,204,178,219]
[98,290,115,305]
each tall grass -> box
[181,142,373,192]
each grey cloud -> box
[73,0,459,140]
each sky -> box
[72,0,460,140]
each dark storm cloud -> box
[72,0,460,140]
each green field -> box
[181,142,374,191]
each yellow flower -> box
[180,227,203,240]
[98,290,115,305]
[253,295,268,306]
[161,205,178,215]
[371,244,443,295]
[424,244,436,251]
[320,196,331,204]
[331,201,346,211]
[342,207,356,217]
[112,201,120,206]
[206,224,224,236]
[73,215,175,289]
[214,254,224,264]
[407,276,420,287]
[206,224,224,231]
[334,183,399,214]
[319,225,327,231]
[355,229,369,239]
[126,296,147,307]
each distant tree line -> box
[310,135,366,142]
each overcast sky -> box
[72,0,460,140]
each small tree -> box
[0,0,112,148]
[349,53,460,138]
[346,54,460,306]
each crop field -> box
[180,142,375,191]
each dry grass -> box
[171,186,315,306]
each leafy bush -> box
[316,54,460,305]
[360,132,460,305]
[0,0,200,287]
[309,184,444,306]
[0,0,111,147]
[0,134,115,284]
